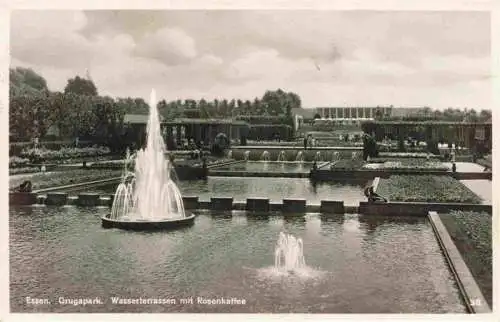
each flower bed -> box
[9,156,31,167]
[363,159,448,171]
[19,146,111,161]
[9,167,43,175]
[9,155,117,168]
[439,211,492,307]
[376,175,481,203]
[378,152,438,158]
[315,140,363,147]
[9,169,122,191]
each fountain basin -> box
[101,213,196,231]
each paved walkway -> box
[460,180,492,205]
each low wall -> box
[311,169,491,181]
[13,192,490,218]
[229,148,360,162]
[359,202,491,217]
[9,192,38,206]
[11,193,347,214]
[231,146,363,151]
[454,172,492,180]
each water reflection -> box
[74,177,368,206]
[283,215,307,229]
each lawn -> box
[376,175,481,203]
[439,211,492,307]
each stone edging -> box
[428,211,491,314]
[311,169,491,180]
[10,193,349,214]
[359,202,491,217]
[208,171,310,178]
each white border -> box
[1,1,498,321]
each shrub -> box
[426,139,440,155]
[19,146,111,161]
[398,138,406,152]
[211,133,230,156]
[362,134,378,160]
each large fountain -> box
[101,89,195,231]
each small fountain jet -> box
[261,151,271,162]
[275,232,307,274]
[295,151,304,163]
[277,151,287,162]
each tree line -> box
[9,67,301,148]
[375,106,491,122]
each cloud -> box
[134,27,197,65]
[9,10,491,110]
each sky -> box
[10,10,491,110]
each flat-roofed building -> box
[313,106,426,123]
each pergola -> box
[123,114,249,147]
[365,120,492,148]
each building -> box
[290,106,427,131]
[314,106,426,122]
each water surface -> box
[10,206,465,313]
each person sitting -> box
[18,180,33,193]
[364,186,387,203]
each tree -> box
[313,113,321,119]
[228,99,236,115]
[199,99,209,118]
[426,139,439,155]
[64,76,98,96]
[362,134,379,160]
[361,121,377,135]
[220,99,229,117]
[10,67,49,94]
[398,137,406,152]
[479,109,492,122]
